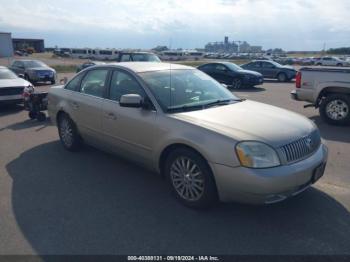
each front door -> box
[101,69,159,165]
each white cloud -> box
[0,0,349,50]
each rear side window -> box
[65,73,84,91]
[120,54,131,62]
[199,64,214,71]
[80,69,109,98]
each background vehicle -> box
[197,62,263,88]
[76,61,106,73]
[9,60,56,85]
[117,52,161,62]
[48,62,327,208]
[315,57,349,67]
[241,60,297,82]
[0,66,32,104]
[291,67,350,125]
[159,51,185,61]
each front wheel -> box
[232,78,243,89]
[57,113,82,151]
[319,94,350,126]
[164,148,218,208]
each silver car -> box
[48,63,328,208]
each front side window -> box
[109,71,145,101]
[140,69,238,112]
[80,69,108,98]
[65,73,84,91]
[215,64,227,71]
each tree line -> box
[327,47,350,54]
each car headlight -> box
[235,141,281,168]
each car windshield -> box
[0,68,18,79]
[224,63,243,71]
[23,60,47,68]
[140,69,239,112]
[132,54,161,62]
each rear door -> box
[73,68,110,144]
[10,61,25,75]
[101,69,159,165]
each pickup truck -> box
[291,67,350,125]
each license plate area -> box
[312,162,326,183]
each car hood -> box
[237,69,262,77]
[0,78,32,88]
[280,65,296,71]
[27,67,54,71]
[170,100,316,148]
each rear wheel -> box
[164,148,218,208]
[336,63,343,67]
[319,94,350,125]
[57,113,82,151]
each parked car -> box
[0,66,33,104]
[241,60,297,82]
[197,62,263,88]
[291,67,350,125]
[315,56,349,67]
[117,52,161,62]
[76,61,106,73]
[9,60,56,84]
[48,62,328,208]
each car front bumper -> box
[210,143,328,204]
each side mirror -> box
[120,94,142,108]
[18,74,25,79]
[60,77,68,85]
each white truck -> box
[291,67,350,125]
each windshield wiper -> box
[167,104,206,113]
[203,98,243,108]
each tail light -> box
[295,71,301,88]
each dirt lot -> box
[0,74,350,255]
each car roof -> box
[103,62,194,73]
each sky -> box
[0,0,349,51]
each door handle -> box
[105,112,117,120]
[71,102,79,109]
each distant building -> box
[239,41,250,53]
[12,38,45,53]
[249,45,262,53]
[0,32,14,57]
[205,36,238,53]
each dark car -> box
[118,52,161,62]
[9,60,56,85]
[76,61,106,73]
[197,62,264,89]
[240,60,297,82]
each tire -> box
[57,113,82,151]
[164,147,218,208]
[319,94,350,126]
[277,72,287,82]
[36,112,46,122]
[28,111,37,119]
[336,63,343,67]
[232,78,243,89]
[51,79,56,85]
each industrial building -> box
[0,32,14,58]
[205,36,262,53]
[12,38,45,53]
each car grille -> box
[279,130,321,164]
[0,87,24,96]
